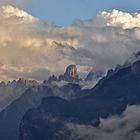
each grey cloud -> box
[66,105,140,140]
[1,68,50,81]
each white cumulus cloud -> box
[1,5,39,24]
[75,9,140,29]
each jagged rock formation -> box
[65,65,78,79]
[44,65,103,86]
[17,78,38,87]
[19,60,140,140]
[0,78,39,111]
[60,64,79,82]
[45,64,80,84]
[43,75,58,84]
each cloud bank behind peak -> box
[75,9,140,29]
[0,6,140,81]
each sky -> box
[1,0,140,25]
[29,0,140,25]
[0,1,140,81]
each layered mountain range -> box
[0,64,98,112]
[0,54,140,140]
[0,64,93,140]
[19,60,140,140]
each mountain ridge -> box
[19,60,140,140]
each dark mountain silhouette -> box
[19,60,140,140]
[0,82,87,140]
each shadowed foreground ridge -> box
[19,60,140,140]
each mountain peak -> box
[45,64,80,84]
[59,64,79,82]
[65,64,78,78]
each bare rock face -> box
[59,65,79,82]
[44,65,80,84]
[65,65,78,78]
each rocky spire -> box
[59,64,79,82]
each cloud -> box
[66,105,140,140]
[0,6,140,81]
[74,9,140,29]
[1,5,39,24]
